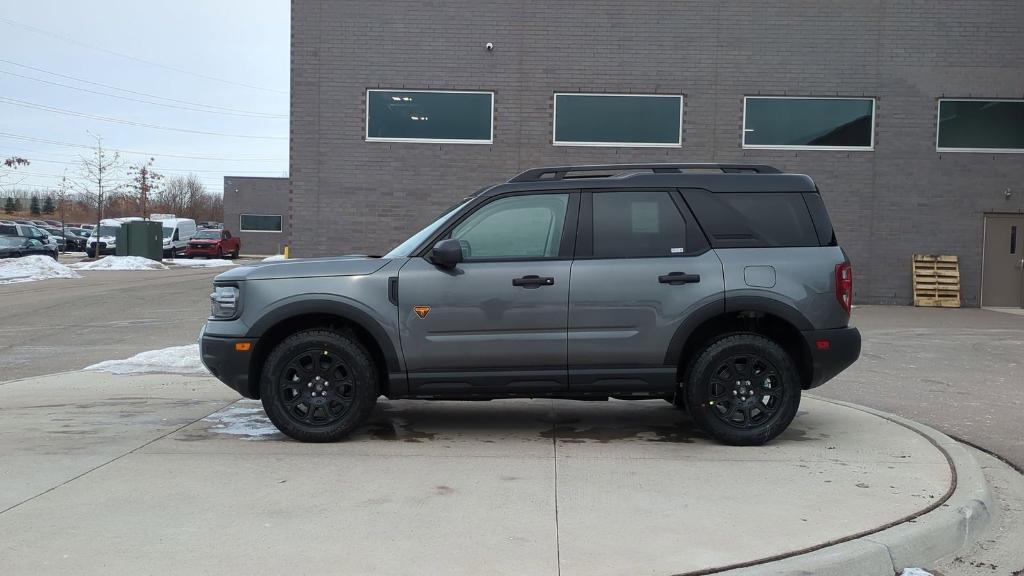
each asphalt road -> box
[2,269,1022,467]
[817,305,1024,469]
[0,267,218,382]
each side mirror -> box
[430,238,464,269]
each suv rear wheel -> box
[260,328,378,442]
[684,334,800,446]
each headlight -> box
[210,285,240,319]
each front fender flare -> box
[247,294,403,375]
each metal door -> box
[982,214,1024,307]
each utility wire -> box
[0,67,287,119]
[0,17,287,95]
[0,132,285,162]
[19,157,286,175]
[0,97,287,140]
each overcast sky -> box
[0,0,289,196]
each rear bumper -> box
[200,327,258,398]
[801,326,861,389]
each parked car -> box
[47,228,86,252]
[158,217,197,257]
[185,228,240,259]
[85,217,143,257]
[43,220,61,227]
[79,224,95,231]
[0,235,57,259]
[0,223,52,247]
[63,228,89,251]
[42,228,66,252]
[199,163,862,446]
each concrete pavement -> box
[0,371,989,576]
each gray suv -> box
[200,164,860,446]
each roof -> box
[479,163,817,196]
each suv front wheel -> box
[260,328,378,442]
[684,334,801,446]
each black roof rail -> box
[508,163,782,183]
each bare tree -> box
[158,175,188,216]
[54,170,72,230]
[125,157,163,219]
[182,173,205,219]
[76,133,124,252]
[1,156,30,194]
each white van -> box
[159,218,197,257]
[86,217,143,256]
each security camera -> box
[485,42,494,51]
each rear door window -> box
[591,191,687,258]
[683,190,819,248]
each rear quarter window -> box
[683,190,820,248]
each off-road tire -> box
[260,329,378,442]
[684,334,801,446]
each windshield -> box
[384,199,472,258]
[162,227,174,238]
[98,225,120,237]
[194,230,220,239]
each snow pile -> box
[0,255,81,284]
[71,256,168,271]
[165,258,237,268]
[262,254,287,262]
[84,344,209,375]
[205,400,281,440]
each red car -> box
[185,229,241,259]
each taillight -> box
[835,262,853,314]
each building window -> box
[553,93,683,147]
[936,99,1024,153]
[365,89,493,144]
[743,97,875,150]
[239,214,282,233]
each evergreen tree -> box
[13,197,22,212]
[3,197,14,214]
[42,195,55,214]
[29,195,41,215]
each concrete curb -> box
[712,397,993,576]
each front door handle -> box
[659,272,701,285]
[513,275,555,288]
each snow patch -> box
[205,400,281,440]
[166,258,237,268]
[71,256,168,271]
[0,255,81,284]
[84,344,208,375]
[900,569,934,576]
[261,254,287,262]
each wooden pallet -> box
[912,254,961,307]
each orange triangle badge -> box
[414,306,431,319]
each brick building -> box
[289,0,1024,306]
[223,176,289,256]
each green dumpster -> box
[114,220,164,261]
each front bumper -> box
[801,326,861,389]
[187,245,220,255]
[200,326,258,398]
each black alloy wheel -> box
[260,329,378,442]
[684,334,801,446]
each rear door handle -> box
[513,275,555,288]
[659,272,701,285]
